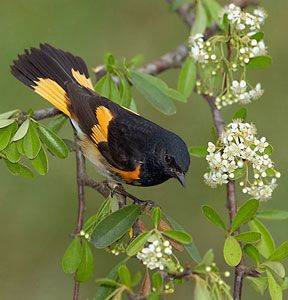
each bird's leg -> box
[108,182,156,208]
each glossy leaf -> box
[75,240,94,282]
[268,241,288,262]
[177,56,196,98]
[189,146,208,158]
[23,123,41,159]
[164,213,201,262]
[202,205,226,231]
[129,70,176,115]
[11,119,29,141]
[223,236,242,267]
[166,88,187,103]
[247,277,268,296]
[152,207,161,228]
[247,56,272,69]
[62,238,83,274]
[0,119,15,128]
[267,270,283,300]
[0,123,15,151]
[244,244,260,263]
[235,231,261,243]
[233,107,247,121]
[47,114,68,133]
[249,218,275,258]
[250,32,264,41]
[152,272,162,292]
[38,125,68,159]
[0,110,18,120]
[126,231,151,256]
[95,278,119,287]
[230,199,259,233]
[119,76,132,108]
[95,74,110,98]
[256,210,288,221]
[118,265,132,287]
[191,0,207,35]
[31,147,49,175]
[202,0,223,29]
[5,160,33,179]
[3,142,20,163]
[162,230,192,244]
[91,205,141,248]
[263,261,286,279]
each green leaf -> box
[233,166,247,180]
[256,210,288,221]
[119,76,132,108]
[202,205,226,231]
[171,0,191,11]
[127,54,145,68]
[5,160,33,179]
[249,218,275,258]
[152,272,162,292]
[31,147,49,175]
[47,114,68,133]
[91,205,141,248]
[75,240,94,282]
[268,241,288,262]
[201,249,214,266]
[0,119,15,128]
[202,0,223,29]
[110,79,122,104]
[223,236,242,267]
[95,74,110,98]
[162,230,192,244]
[11,119,29,142]
[247,277,268,296]
[166,88,187,103]
[0,123,16,151]
[264,144,273,155]
[38,125,68,159]
[189,146,208,158]
[244,244,260,263]
[129,70,176,115]
[61,238,83,274]
[152,207,161,228]
[0,110,18,120]
[118,265,132,287]
[235,231,261,243]
[95,260,128,300]
[177,57,196,98]
[250,32,264,42]
[164,213,201,263]
[194,276,210,300]
[126,231,151,256]
[191,0,207,35]
[282,277,288,290]
[3,142,20,163]
[16,139,25,155]
[23,123,41,159]
[267,270,283,300]
[230,199,259,233]
[233,107,247,121]
[147,293,160,300]
[263,261,285,279]
[247,56,272,69]
[95,278,119,287]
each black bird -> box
[11,44,190,187]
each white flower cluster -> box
[204,120,280,200]
[215,80,263,109]
[222,4,267,34]
[136,235,173,270]
[189,34,217,64]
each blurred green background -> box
[0,0,287,299]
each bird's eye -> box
[165,155,172,163]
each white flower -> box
[231,80,247,95]
[250,40,267,57]
[249,83,264,100]
[204,121,279,201]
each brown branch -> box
[73,138,86,300]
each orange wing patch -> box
[34,78,71,117]
[71,69,93,90]
[116,164,141,182]
[91,106,113,144]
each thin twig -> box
[73,138,86,300]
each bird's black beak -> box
[175,172,186,187]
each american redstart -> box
[11,44,190,187]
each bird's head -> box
[160,133,190,187]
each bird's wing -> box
[66,83,158,172]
